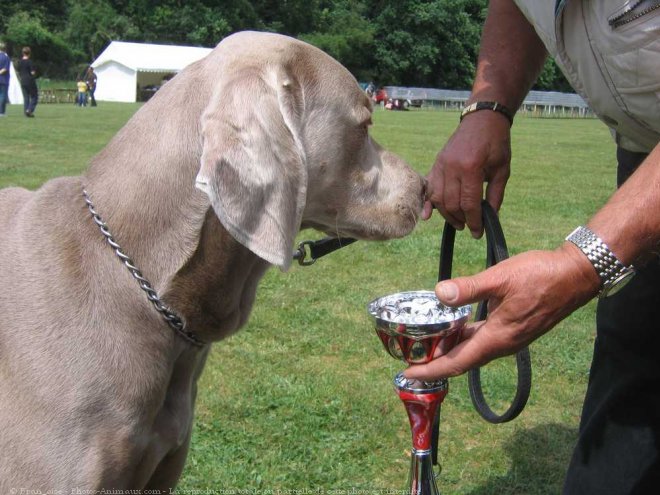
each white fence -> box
[381,86,592,117]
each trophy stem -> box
[394,372,448,495]
[408,449,439,495]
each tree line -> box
[0,0,571,91]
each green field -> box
[0,103,616,493]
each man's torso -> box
[514,0,660,152]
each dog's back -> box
[0,186,32,235]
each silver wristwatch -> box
[565,226,635,298]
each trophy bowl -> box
[368,290,471,364]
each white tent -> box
[91,41,212,102]
[8,62,23,105]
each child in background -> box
[76,78,88,107]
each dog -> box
[0,31,425,490]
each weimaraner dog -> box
[0,31,424,490]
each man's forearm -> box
[469,0,548,113]
[587,144,660,268]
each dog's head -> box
[195,31,425,269]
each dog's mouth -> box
[303,207,420,242]
[302,180,424,241]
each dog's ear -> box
[196,69,306,270]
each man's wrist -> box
[460,101,514,126]
[565,226,636,298]
[560,241,602,297]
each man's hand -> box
[404,243,601,381]
[423,111,512,238]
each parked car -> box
[373,87,424,109]
[398,89,424,108]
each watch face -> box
[601,270,635,298]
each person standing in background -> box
[85,66,97,107]
[17,46,38,118]
[76,78,88,107]
[0,42,10,117]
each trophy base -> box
[394,372,447,495]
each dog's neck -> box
[83,76,271,345]
[163,208,270,342]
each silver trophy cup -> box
[368,291,471,495]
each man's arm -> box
[425,0,548,236]
[588,145,660,266]
[467,0,547,110]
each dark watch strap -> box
[460,101,514,126]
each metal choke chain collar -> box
[82,189,206,347]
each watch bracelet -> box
[565,226,630,287]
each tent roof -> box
[91,41,213,73]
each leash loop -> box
[439,200,532,423]
[431,200,533,470]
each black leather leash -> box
[292,237,357,265]
[431,201,532,466]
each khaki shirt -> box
[514,0,660,152]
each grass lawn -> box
[0,103,616,494]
